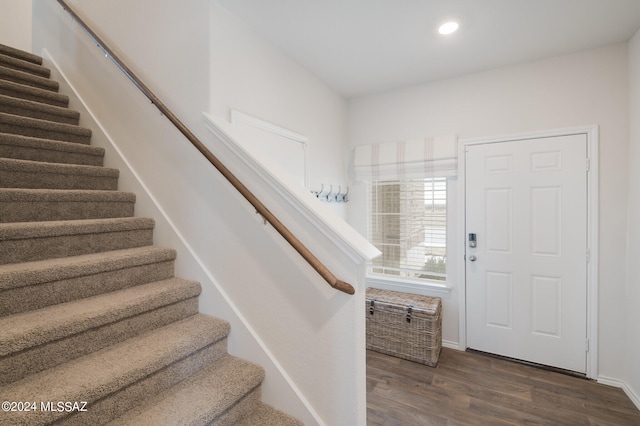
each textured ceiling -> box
[217,0,640,98]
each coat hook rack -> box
[311,184,349,203]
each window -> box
[369,178,446,281]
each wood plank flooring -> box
[367,348,640,425]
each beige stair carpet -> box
[0,42,302,426]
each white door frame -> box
[457,125,599,379]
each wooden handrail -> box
[56,0,355,295]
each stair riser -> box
[0,84,68,108]
[0,103,79,125]
[0,200,135,223]
[0,259,175,317]
[0,228,154,265]
[0,170,118,190]
[0,67,59,92]
[0,122,90,144]
[0,143,104,166]
[0,54,50,78]
[0,298,200,385]
[60,339,229,426]
[236,403,304,426]
[215,387,262,426]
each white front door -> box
[465,134,588,373]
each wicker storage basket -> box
[365,288,442,366]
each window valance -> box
[350,135,458,181]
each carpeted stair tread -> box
[0,111,91,143]
[0,314,231,425]
[0,188,136,222]
[0,52,50,78]
[0,217,155,264]
[0,78,68,108]
[0,291,199,387]
[0,278,202,356]
[0,43,43,66]
[0,158,113,177]
[0,157,118,190]
[0,245,175,291]
[0,64,59,92]
[0,93,80,125]
[0,43,301,425]
[236,402,305,426]
[0,216,153,240]
[0,132,104,166]
[0,187,134,203]
[106,355,265,426]
[0,246,177,317]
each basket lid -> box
[366,287,441,312]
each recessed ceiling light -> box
[438,21,459,35]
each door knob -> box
[469,255,477,262]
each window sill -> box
[366,274,453,297]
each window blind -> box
[369,178,447,281]
[350,135,457,181]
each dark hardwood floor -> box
[367,348,640,425]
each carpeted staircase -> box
[0,43,303,426]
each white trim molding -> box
[442,340,461,350]
[457,125,599,378]
[204,112,380,265]
[597,376,640,411]
[366,275,452,296]
[625,384,640,411]
[230,110,310,188]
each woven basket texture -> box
[366,288,442,366]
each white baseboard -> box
[624,383,640,411]
[597,375,625,389]
[442,340,460,350]
[597,376,640,411]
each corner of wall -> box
[625,27,640,410]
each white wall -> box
[64,0,210,136]
[347,44,631,381]
[625,29,640,407]
[69,0,350,218]
[209,2,349,218]
[0,0,32,51]
[33,1,368,424]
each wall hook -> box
[311,184,324,199]
[310,184,349,203]
[327,185,335,202]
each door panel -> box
[485,188,512,253]
[485,271,512,328]
[466,134,587,373]
[531,275,561,337]
[531,187,561,255]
